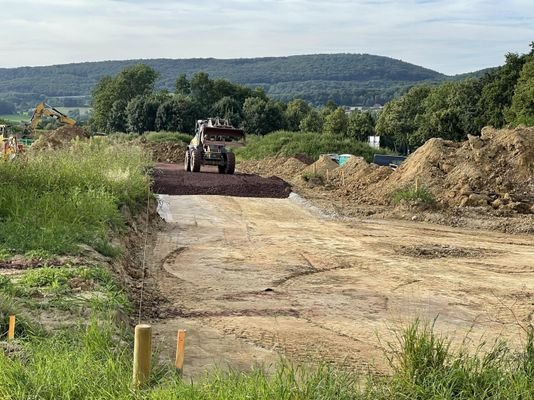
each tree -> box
[155,95,198,133]
[415,80,482,145]
[323,107,348,136]
[299,110,324,132]
[507,57,534,126]
[242,97,284,135]
[285,99,311,131]
[91,64,158,132]
[107,100,128,132]
[190,72,215,114]
[126,95,160,134]
[210,96,243,126]
[347,110,375,141]
[375,85,431,153]
[175,74,191,96]
[477,52,527,128]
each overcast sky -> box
[0,0,532,74]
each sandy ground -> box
[148,193,534,379]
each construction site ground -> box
[148,163,534,380]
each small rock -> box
[411,215,419,221]
[492,199,503,209]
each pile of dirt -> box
[368,126,534,212]
[330,156,394,203]
[302,155,339,177]
[238,157,308,181]
[31,126,89,150]
[143,141,186,163]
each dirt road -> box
[148,167,534,378]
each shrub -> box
[392,185,435,205]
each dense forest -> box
[0,53,468,110]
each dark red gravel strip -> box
[152,163,292,198]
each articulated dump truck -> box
[184,118,244,174]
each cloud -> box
[0,0,532,74]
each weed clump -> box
[392,184,435,206]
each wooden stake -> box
[8,315,15,341]
[133,324,152,388]
[342,171,345,186]
[326,169,330,182]
[415,178,420,192]
[175,329,186,375]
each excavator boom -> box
[30,102,76,129]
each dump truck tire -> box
[225,152,235,175]
[184,150,191,172]
[191,148,201,172]
[218,165,226,174]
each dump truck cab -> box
[185,118,244,174]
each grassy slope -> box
[235,131,392,162]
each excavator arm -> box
[30,102,76,129]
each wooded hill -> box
[0,54,477,109]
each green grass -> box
[0,114,28,123]
[0,139,151,254]
[0,319,531,399]
[235,131,392,162]
[392,185,435,205]
[144,131,193,144]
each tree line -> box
[90,65,376,139]
[376,44,534,152]
[91,42,534,152]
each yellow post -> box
[8,315,15,341]
[415,177,420,192]
[175,329,186,375]
[133,324,152,388]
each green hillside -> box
[0,54,450,109]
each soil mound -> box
[238,157,307,180]
[143,141,186,163]
[371,126,534,212]
[31,126,89,150]
[303,155,339,177]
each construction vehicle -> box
[185,118,244,174]
[1,124,24,160]
[29,102,76,131]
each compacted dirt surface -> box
[148,163,534,380]
[152,162,291,197]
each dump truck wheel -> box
[184,150,191,172]
[191,148,201,172]
[225,152,235,175]
[218,165,226,174]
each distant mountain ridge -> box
[0,54,487,109]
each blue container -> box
[338,154,353,166]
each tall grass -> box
[0,139,151,254]
[0,319,531,399]
[235,131,392,162]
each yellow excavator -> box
[29,102,76,130]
